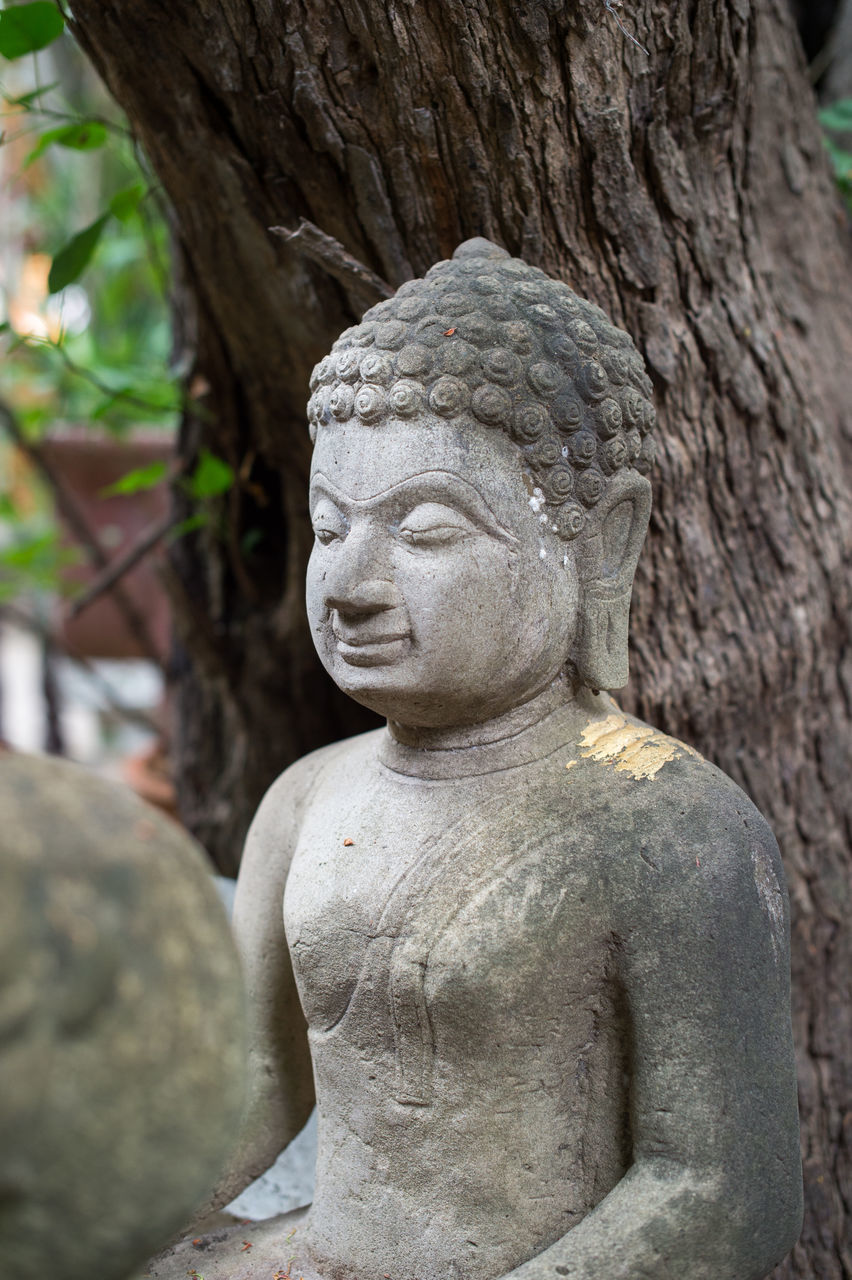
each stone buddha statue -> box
[151,239,802,1279]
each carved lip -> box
[331,609,411,665]
[335,635,410,667]
[332,617,409,645]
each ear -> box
[572,471,652,691]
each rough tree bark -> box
[69,2,851,1276]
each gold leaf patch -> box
[578,714,698,781]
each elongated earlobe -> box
[577,588,634,690]
[574,473,652,691]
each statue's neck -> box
[381,678,607,780]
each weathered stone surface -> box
[144,1207,306,1279]
[0,752,246,1280]
[155,240,802,1279]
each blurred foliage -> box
[0,8,180,439]
[819,97,852,214]
[0,518,78,603]
[0,3,234,606]
[0,2,62,59]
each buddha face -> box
[306,416,580,728]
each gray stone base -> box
[140,1206,309,1280]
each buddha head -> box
[306,238,655,729]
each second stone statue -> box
[149,238,802,1280]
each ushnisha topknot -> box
[308,237,656,541]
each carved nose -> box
[325,577,402,616]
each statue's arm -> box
[202,761,318,1212]
[508,808,802,1280]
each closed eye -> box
[311,498,348,545]
[314,526,343,546]
[397,503,478,548]
[398,525,469,547]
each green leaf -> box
[100,460,168,497]
[241,527,263,554]
[832,150,852,179]
[824,135,852,173]
[819,98,852,132]
[0,531,53,569]
[24,120,108,168]
[6,79,58,106]
[0,529,76,597]
[186,449,235,499]
[108,181,145,223]
[89,374,179,422]
[47,120,107,151]
[0,2,64,59]
[168,512,209,540]
[91,388,131,420]
[48,213,110,293]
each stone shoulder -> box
[240,729,385,873]
[558,708,784,923]
[255,727,384,826]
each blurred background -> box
[0,17,213,809]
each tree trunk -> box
[824,0,852,99]
[69,1,852,1274]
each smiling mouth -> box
[334,633,410,667]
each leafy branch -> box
[11,327,180,416]
[0,3,243,642]
[1,1,178,431]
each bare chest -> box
[284,767,614,1093]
